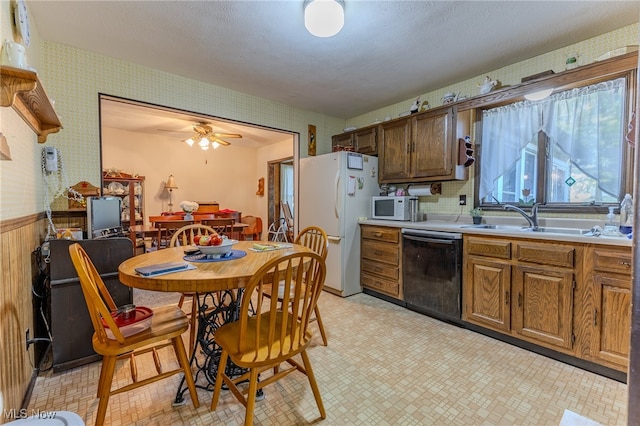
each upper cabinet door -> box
[412,107,453,179]
[379,118,412,182]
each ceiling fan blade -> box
[211,137,231,146]
[213,133,242,139]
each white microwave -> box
[371,196,412,221]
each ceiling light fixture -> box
[304,0,344,38]
[181,122,242,150]
[524,88,554,101]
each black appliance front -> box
[402,230,462,324]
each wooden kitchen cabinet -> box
[360,225,402,301]
[463,236,577,353]
[465,254,512,333]
[331,125,377,155]
[379,118,412,181]
[379,107,469,183]
[585,246,632,371]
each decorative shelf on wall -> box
[0,65,62,143]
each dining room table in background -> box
[117,240,313,404]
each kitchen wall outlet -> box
[459,195,467,205]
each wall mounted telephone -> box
[44,146,58,172]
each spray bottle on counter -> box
[603,206,619,236]
[619,193,634,235]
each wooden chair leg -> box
[300,349,326,419]
[172,336,200,408]
[211,350,229,410]
[314,306,328,346]
[244,368,260,426]
[178,293,186,308]
[95,355,117,426]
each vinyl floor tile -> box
[26,291,627,425]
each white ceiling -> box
[28,0,639,143]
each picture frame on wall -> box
[308,124,316,156]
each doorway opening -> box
[267,157,294,237]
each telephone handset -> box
[44,147,58,172]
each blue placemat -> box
[183,249,247,263]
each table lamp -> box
[165,175,178,212]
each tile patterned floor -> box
[27,291,627,425]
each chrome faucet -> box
[503,203,540,230]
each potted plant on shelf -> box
[469,207,483,224]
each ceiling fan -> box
[161,121,243,150]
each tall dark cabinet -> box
[48,238,133,372]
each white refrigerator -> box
[298,151,380,296]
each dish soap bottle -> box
[619,193,634,235]
[603,206,619,236]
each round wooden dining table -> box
[118,240,313,404]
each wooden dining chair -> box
[170,224,218,350]
[153,219,195,249]
[240,215,262,240]
[200,217,235,239]
[281,201,295,242]
[262,226,329,345]
[210,251,327,425]
[68,243,199,426]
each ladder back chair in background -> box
[68,243,199,426]
[281,200,295,242]
[152,218,195,249]
[200,217,236,239]
[210,252,327,425]
[263,226,329,345]
[170,224,217,350]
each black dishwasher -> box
[402,229,463,325]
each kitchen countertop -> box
[359,215,632,247]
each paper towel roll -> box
[408,183,441,196]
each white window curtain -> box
[541,78,625,198]
[480,101,539,201]
[480,77,625,201]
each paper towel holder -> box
[407,183,441,196]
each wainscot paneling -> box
[0,215,47,423]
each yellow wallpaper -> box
[348,24,639,215]
[34,42,345,212]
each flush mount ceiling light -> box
[304,0,344,37]
[524,88,554,101]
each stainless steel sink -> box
[525,226,591,235]
[461,224,524,231]
[461,224,591,235]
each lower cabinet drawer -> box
[362,240,399,265]
[361,272,400,298]
[361,258,399,280]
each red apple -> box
[211,235,223,246]
[193,234,202,245]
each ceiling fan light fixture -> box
[304,0,344,38]
[212,141,220,149]
[185,138,194,147]
[198,137,209,148]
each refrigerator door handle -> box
[334,170,341,219]
[327,235,341,242]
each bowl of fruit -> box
[195,234,237,257]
